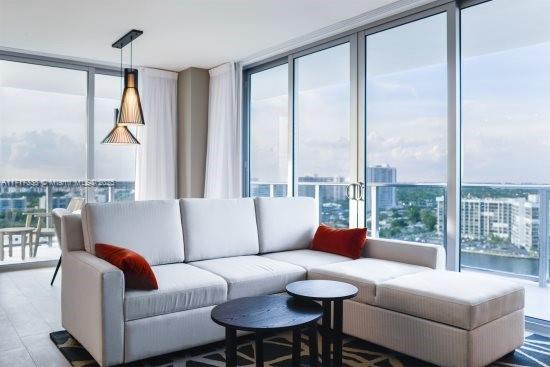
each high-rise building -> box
[39,195,72,209]
[511,195,539,249]
[366,165,397,210]
[0,197,27,213]
[436,195,539,250]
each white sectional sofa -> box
[60,197,525,367]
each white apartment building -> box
[436,195,539,250]
[511,195,539,249]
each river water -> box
[461,251,540,277]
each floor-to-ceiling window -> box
[243,0,549,324]
[364,13,447,244]
[0,61,87,180]
[460,0,550,320]
[294,42,353,227]
[0,56,135,267]
[248,63,289,198]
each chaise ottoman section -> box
[376,270,525,330]
[308,258,431,304]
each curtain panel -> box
[204,62,242,198]
[135,68,178,200]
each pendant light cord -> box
[120,48,123,96]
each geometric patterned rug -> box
[50,330,550,366]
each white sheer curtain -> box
[135,68,177,200]
[204,62,242,198]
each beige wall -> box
[177,67,209,198]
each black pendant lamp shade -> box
[102,108,140,145]
[117,68,145,126]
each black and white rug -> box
[50,330,550,366]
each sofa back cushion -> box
[81,200,185,266]
[180,198,259,261]
[254,197,317,254]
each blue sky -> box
[1,0,549,184]
[250,1,550,185]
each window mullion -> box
[288,54,296,197]
[86,67,95,202]
[445,3,461,271]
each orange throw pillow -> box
[311,225,367,259]
[95,244,158,290]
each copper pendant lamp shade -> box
[102,109,140,145]
[117,68,145,126]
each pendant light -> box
[113,29,145,127]
[118,68,144,126]
[101,109,140,145]
[101,29,144,145]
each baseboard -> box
[0,259,57,272]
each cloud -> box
[0,129,84,179]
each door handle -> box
[346,183,357,200]
[358,182,365,201]
[346,183,364,201]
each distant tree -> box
[379,228,390,238]
[421,210,437,231]
[407,206,421,223]
[391,218,407,229]
[488,234,505,245]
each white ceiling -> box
[0,0,399,71]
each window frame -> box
[242,1,460,266]
[0,49,125,202]
[243,0,550,300]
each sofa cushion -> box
[96,244,158,290]
[254,197,317,253]
[311,225,367,259]
[190,255,306,299]
[82,200,185,266]
[180,199,259,261]
[376,271,525,330]
[262,249,351,270]
[308,258,430,304]
[124,263,227,321]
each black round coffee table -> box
[286,280,358,367]
[211,294,323,367]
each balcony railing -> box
[0,180,135,229]
[250,181,550,288]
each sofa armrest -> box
[364,237,446,270]
[60,213,86,254]
[62,251,124,366]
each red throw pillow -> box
[95,244,158,290]
[311,225,367,259]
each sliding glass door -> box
[245,41,357,228]
[294,42,355,227]
[361,13,448,245]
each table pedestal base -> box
[224,325,319,367]
[320,299,344,367]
